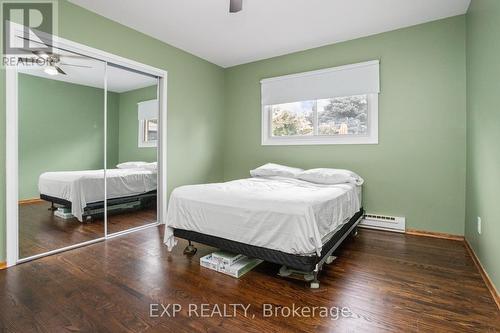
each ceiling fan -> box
[17,50,91,76]
[229,0,243,13]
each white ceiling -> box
[18,49,157,93]
[68,0,470,68]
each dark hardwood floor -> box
[19,202,157,258]
[1,227,499,332]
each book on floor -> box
[200,253,262,278]
[211,251,245,266]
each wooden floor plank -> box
[1,227,499,332]
[18,202,156,259]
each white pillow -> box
[250,163,303,178]
[141,162,157,172]
[298,168,364,185]
[116,161,148,169]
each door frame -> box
[5,25,168,267]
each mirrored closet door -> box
[105,64,159,235]
[18,51,106,259]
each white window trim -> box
[138,100,158,148]
[138,119,157,148]
[261,94,379,146]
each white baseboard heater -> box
[359,213,406,233]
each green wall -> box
[19,76,158,199]
[223,16,467,235]
[465,0,500,290]
[117,85,157,164]
[0,0,226,261]
[18,74,121,200]
[19,74,119,199]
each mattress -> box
[39,168,157,221]
[164,176,362,256]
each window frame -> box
[261,94,378,146]
[138,100,158,148]
[139,119,158,147]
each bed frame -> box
[173,207,364,288]
[40,190,157,220]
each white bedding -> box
[39,168,157,222]
[164,177,361,256]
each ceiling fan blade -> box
[18,48,40,55]
[56,66,67,75]
[15,35,50,48]
[32,50,51,58]
[229,0,242,13]
[34,50,86,60]
[15,36,88,59]
[60,62,92,68]
[60,54,89,59]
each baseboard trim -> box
[464,240,500,310]
[405,229,464,241]
[18,198,44,205]
[0,262,6,270]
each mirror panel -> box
[105,64,159,235]
[18,50,106,259]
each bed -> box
[164,169,363,288]
[38,168,157,222]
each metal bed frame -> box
[173,207,364,288]
[40,190,157,221]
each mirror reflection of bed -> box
[105,64,158,235]
[17,49,159,259]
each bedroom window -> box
[261,60,379,145]
[143,119,158,142]
[138,99,159,147]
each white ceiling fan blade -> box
[16,35,89,59]
[59,54,89,59]
[60,63,92,68]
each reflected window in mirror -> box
[138,99,158,147]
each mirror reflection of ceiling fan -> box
[15,0,243,75]
[18,50,92,76]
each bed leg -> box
[310,267,320,289]
[309,265,320,289]
[183,240,197,255]
[48,202,57,211]
[351,226,359,237]
[310,281,320,289]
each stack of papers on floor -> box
[54,207,74,219]
[200,251,263,278]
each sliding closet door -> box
[105,64,159,235]
[18,52,106,259]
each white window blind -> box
[260,60,380,106]
[138,99,158,120]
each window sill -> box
[261,136,378,146]
[138,142,157,148]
